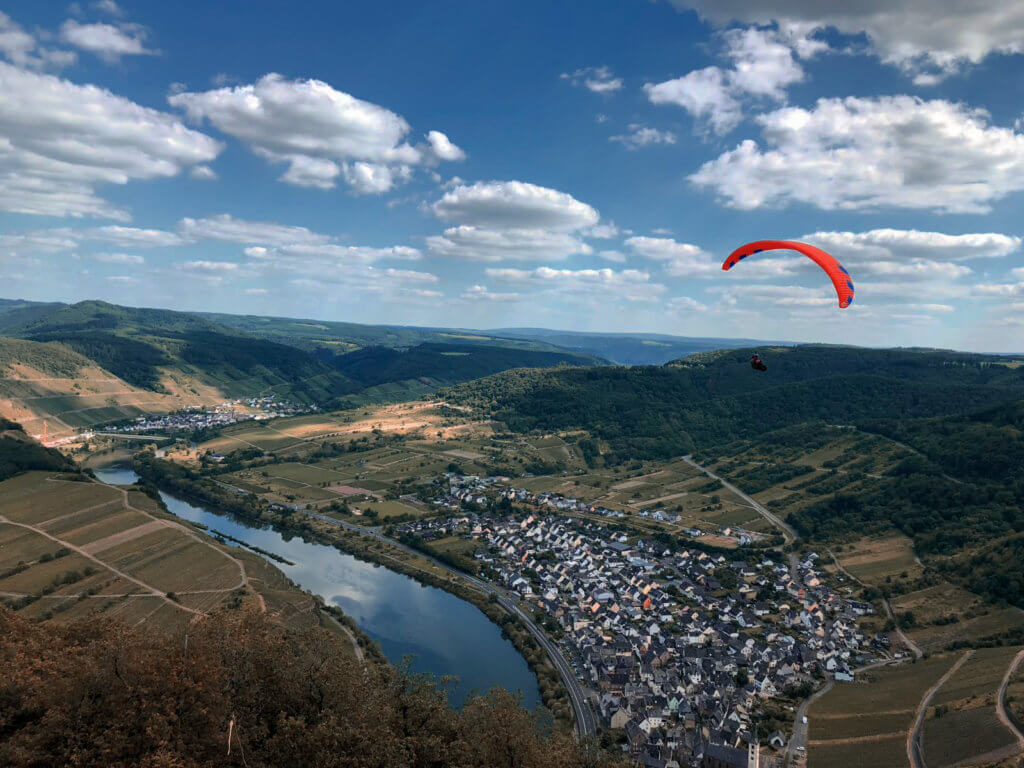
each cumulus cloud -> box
[598,250,626,263]
[83,225,186,247]
[253,243,422,265]
[609,124,677,150]
[169,73,463,193]
[189,165,217,180]
[645,26,811,134]
[667,0,1024,83]
[625,236,720,277]
[432,181,598,231]
[690,97,1024,213]
[106,275,139,284]
[0,12,76,70]
[0,62,220,221]
[426,226,591,262]
[461,284,520,302]
[428,181,602,263]
[182,260,240,273]
[0,231,78,256]
[59,20,155,62]
[804,229,1021,263]
[485,266,665,301]
[177,214,330,246]
[560,66,624,93]
[94,252,143,264]
[667,296,708,312]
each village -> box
[95,397,316,435]
[396,473,882,767]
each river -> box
[93,465,541,710]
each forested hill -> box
[442,345,1024,461]
[0,300,602,413]
[327,342,600,390]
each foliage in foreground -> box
[0,607,616,768]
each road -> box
[305,510,598,739]
[683,455,799,543]
[908,650,973,768]
[827,549,923,660]
[997,649,1024,754]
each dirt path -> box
[908,650,973,768]
[0,512,201,616]
[996,649,1024,752]
[323,611,365,663]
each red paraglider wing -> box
[722,240,854,309]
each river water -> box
[93,465,541,710]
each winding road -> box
[682,455,799,543]
[305,509,598,739]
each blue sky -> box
[1,0,1023,351]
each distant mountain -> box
[0,300,603,434]
[486,327,788,365]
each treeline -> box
[0,607,617,768]
[442,346,1024,461]
[0,418,76,482]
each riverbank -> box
[128,454,567,724]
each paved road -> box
[306,510,597,739]
[785,678,833,766]
[682,455,799,543]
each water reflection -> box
[93,465,540,709]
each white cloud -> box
[169,73,462,193]
[341,161,410,194]
[586,222,620,239]
[94,0,124,15]
[667,296,708,311]
[598,250,626,263]
[177,214,330,246]
[432,180,599,231]
[0,231,78,255]
[645,27,809,135]
[244,287,268,295]
[84,225,186,247]
[0,12,76,70]
[485,266,665,301]
[804,229,1021,263]
[609,124,677,150]
[975,282,1024,297]
[461,284,520,302]
[59,20,155,62]
[646,67,741,135]
[690,97,1024,213]
[189,164,217,180]
[0,62,220,220]
[561,66,624,93]
[856,260,971,280]
[106,274,139,284]
[257,243,422,264]
[95,252,143,264]
[668,0,1024,82]
[427,226,591,262]
[425,130,466,162]
[182,260,240,273]
[624,236,719,276]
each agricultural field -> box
[891,584,1024,652]
[831,535,923,585]
[807,655,960,768]
[0,471,336,639]
[920,646,1023,766]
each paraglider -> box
[750,353,767,372]
[722,240,855,309]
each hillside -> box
[0,418,75,481]
[487,328,784,365]
[0,300,604,437]
[443,345,1024,460]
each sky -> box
[0,0,1023,352]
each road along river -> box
[93,465,541,711]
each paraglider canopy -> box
[723,240,854,309]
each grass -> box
[427,536,479,558]
[807,734,908,768]
[833,535,923,584]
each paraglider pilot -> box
[750,353,767,372]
